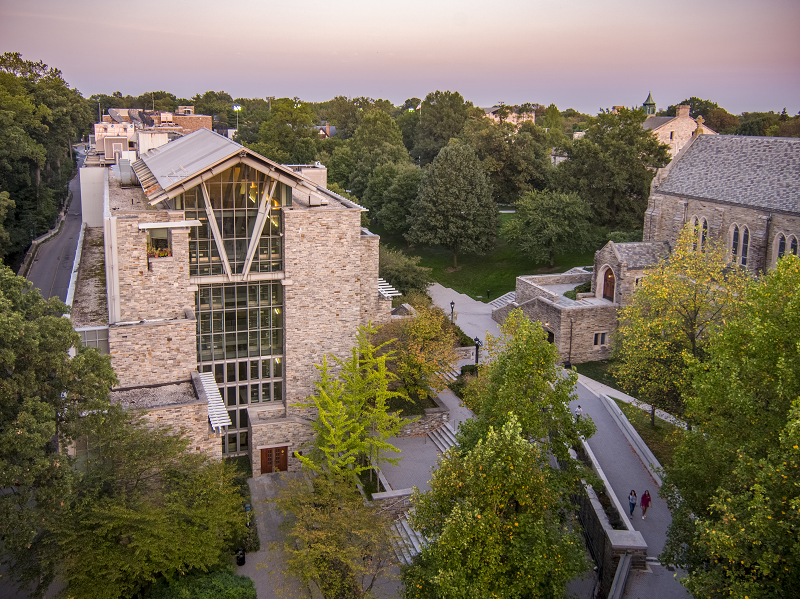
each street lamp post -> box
[450,301,455,323]
[474,336,483,365]
[233,104,242,131]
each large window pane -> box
[273,357,282,378]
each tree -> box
[248,97,316,164]
[373,302,458,403]
[406,141,497,268]
[412,90,472,165]
[378,245,433,296]
[39,408,243,599]
[539,102,564,133]
[362,161,422,234]
[458,118,551,205]
[502,189,592,267]
[659,97,720,118]
[612,224,750,423]
[403,415,590,599]
[552,107,671,230]
[0,191,14,261]
[149,567,257,599]
[274,473,397,599]
[299,324,406,478]
[347,110,410,199]
[0,265,116,594]
[704,108,739,134]
[660,255,800,598]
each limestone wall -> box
[109,318,197,386]
[249,416,315,475]
[283,207,369,405]
[359,232,392,326]
[396,409,449,437]
[114,211,193,321]
[138,401,221,459]
[644,193,800,274]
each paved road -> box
[428,282,500,344]
[26,152,84,302]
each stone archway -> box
[602,268,616,302]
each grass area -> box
[387,392,437,417]
[572,360,621,391]
[610,398,682,469]
[371,214,596,303]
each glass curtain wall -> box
[182,163,292,456]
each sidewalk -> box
[427,283,500,344]
[573,381,690,598]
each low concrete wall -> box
[372,488,414,519]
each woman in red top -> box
[641,490,652,519]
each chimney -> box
[677,105,691,118]
[326,122,330,137]
[612,105,625,114]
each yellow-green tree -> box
[660,255,800,597]
[612,223,749,423]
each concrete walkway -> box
[572,381,690,598]
[428,282,500,344]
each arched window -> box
[731,225,739,259]
[701,218,708,251]
[791,236,799,256]
[741,227,750,266]
[778,233,786,259]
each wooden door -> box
[261,447,288,475]
[261,448,272,474]
[277,447,288,471]
[603,269,615,301]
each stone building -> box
[493,133,800,363]
[73,128,392,472]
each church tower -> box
[643,92,656,115]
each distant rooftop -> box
[71,227,108,328]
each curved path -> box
[26,151,84,301]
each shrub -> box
[148,567,256,599]
[379,245,433,296]
[563,280,591,300]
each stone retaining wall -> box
[249,416,315,475]
[138,400,222,460]
[371,488,414,519]
[397,408,448,437]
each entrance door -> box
[261,446,288,475]
[602,269,616,302]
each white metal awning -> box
[194,371,232,433]
[138,220,201,230]
[378,278,402,299]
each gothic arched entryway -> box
[602,268,616,302]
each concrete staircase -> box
[489,291,515,309]
[391,513,427,565]
[427,423,458,453]
[438,365,461,383]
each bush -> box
[563,280,591,300]
[379,245,433,296]
[148,567,256,599]
[225,456,260,553]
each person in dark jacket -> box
[641,490,652,519]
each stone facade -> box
[248,412,315,475]
[138,400,222,459]
[397,409,449,437]
[643,105,717,158]
[114,210,194,322]
[109,318,197,387]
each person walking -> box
[641,490,652,519]
[574,405,583,423]
[628,490,637,517]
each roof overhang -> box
[138,220,202,230]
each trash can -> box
[236,549,246,566]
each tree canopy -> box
[412,90,472,165]
[660,255,800,597]
[552,107,671,230]
[612,224,750,422]
[405,141,497,268]
[502,189,593,267]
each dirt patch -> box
[534,265,560,274]
[445,266,463,273]
[71,227,109,328]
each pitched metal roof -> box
[612,241,670,269]
[643,116,675,130]
[643,92,656,106]
[657,135,800,213]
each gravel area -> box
[111,382,197,409]
[108,165,149,211]
[70,227,109,328]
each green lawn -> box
[371,213,596,303]
[573,360,621,391]
[610,398,682,469]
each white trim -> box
[189,271,284,285]
[256,443,291,450]
[242,180,278,279]
[200,182,233,281]
[138,220,201,230]
[65,222,87,309]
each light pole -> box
[450,301,455,323]
[566,318,574,369]
[233,104,242,132]
[474,336,482,365]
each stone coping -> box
[372,488,414,500]
[111,381,198,409]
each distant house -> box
[314,122,337,139]
[639,93,717,157]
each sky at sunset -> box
[2,0,799,114]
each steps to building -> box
[427,423,458,453]
[489,291,515,310]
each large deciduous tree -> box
[404,413,590,598]
[552,107,670,230]
[412,90,472,165]
[248,97,317,164]
[347,110,410,200]
[378,245,433,296]
[502,189,593,267]
[612,224,750,423]
[405,141,497,268]
[660,255,800,598]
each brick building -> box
[73,128,392,472]
[493,133,800,363]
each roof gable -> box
[657,135,800,213]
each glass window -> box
[274,381,283,402]
[227,387,237,407]
[227,432,238,453]
[239,408,249,428]
[791,236,798,255]
[214,363,223,384]
[741,227,750,266]
[262,382,271,402]
[227,362,236,383]
[732,225,739,258]
[239,361,248,382]
[239,431,249,450]
[273,358,282,378]
[239,386,248,405]
[251,360,260,380]
[251,384,260,403]
[778,234,786,259]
